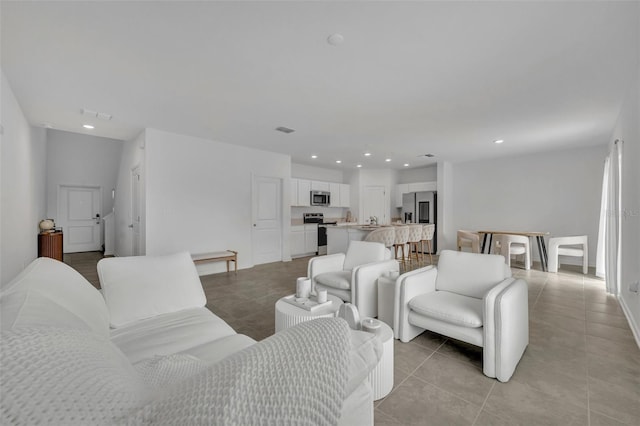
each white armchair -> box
[395,250,528,382]
[309,240,399,318]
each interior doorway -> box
[131,166,142,256]
[252,175,282,265]
[58,185,102,253]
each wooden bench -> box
[191,250,238,273]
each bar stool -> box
[407,225,423,264]
[393,225,410,267]
[421,224,435,265]
[364,227,396,251]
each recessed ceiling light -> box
[327,33,344,46]
[494,139,504,144]
[385,158,392,162]
[336,160,342,164]
[311,155,318,159]
[356,164,362,168]
[83,124,95,129]
[404,163,410,167]
[364,152,372,157]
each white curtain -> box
[596,140,622,294]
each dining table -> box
[477,230,550,272]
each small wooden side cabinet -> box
[38,231,63,261]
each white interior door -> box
[252,176,282,265]
[131,166,142,256]
[363,185,387,224]
[59,185,101,253]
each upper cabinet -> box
[311,181,330,192]
[291,178,311,206]
[291,178,349,207]
[339,184,350,208]
[395,181,437,207]
[329,183,350,208]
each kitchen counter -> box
[326,225,378,254]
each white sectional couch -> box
[0,253,381,425]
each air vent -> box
[275,126,295,134]
[417,153,435,158]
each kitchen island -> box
[326,224,382,254]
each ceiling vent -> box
[81,108,112,120]
[275,126,295,134]
[417,153,435,158]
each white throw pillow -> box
[98,252,206,328]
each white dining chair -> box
[548,235,588,274]
[494,234,531,270]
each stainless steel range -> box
[303,213,337,255]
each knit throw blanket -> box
[1,318,351,426]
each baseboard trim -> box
[618,295,640,349]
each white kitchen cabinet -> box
[290,226,306,255]
[339,184,350,208]
[408,181,437,192]
[329,183,341,207]
[311,181,330,192]
[395,184,409,207]
[296,179,311,206]
[305,224,318,253]
[290,224,318,257]
[396,182,436,207]
[290,179,299,206]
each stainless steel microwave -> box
[310,190,330,206]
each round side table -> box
[275,294,343,332]
[367,320,394,400]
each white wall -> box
[144,129,291,273]
[398,165,437,184]
[113,131,146,257]
[613,74,640,344]
[451,146,607,264]
[45,129,123,247]
[0,71,47,286]
[291,163,344,183]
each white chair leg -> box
[582,245,588,274]
[548,249,558,273]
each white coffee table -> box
[367,320,394,400]
[275,294,343,332]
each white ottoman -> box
[275,294,343,332]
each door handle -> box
[128,224,134,228]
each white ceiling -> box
[2,1,638,170]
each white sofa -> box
[395,250,529,382]
[0,253,381,425]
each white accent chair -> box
[548,235,588,274]
[494,234,531,270]
[457,230,481,253]
[395,250,529,382]
[309,240,399,318]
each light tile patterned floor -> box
[66,252,640,426]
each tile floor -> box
[65,252,639,426]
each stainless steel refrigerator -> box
[402,191,437,253]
